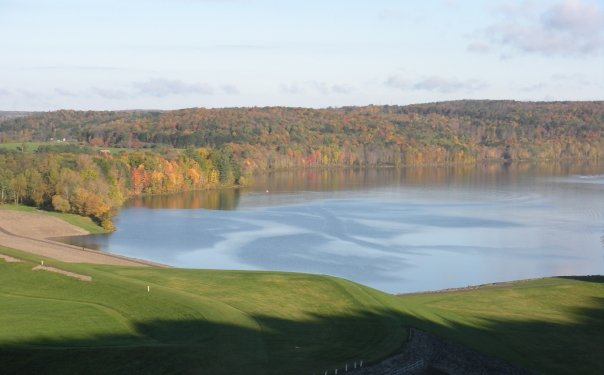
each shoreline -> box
[0,209,166,267]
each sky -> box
[0,0,603,110]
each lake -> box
[60,161,604,293]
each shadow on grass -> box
[558,275,604,284]
[0,309,404,375]
[397,295,604,375]
[1,295,604,375]
[3,240,603,375]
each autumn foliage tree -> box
[1,100,603,228]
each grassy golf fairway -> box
[0,245,603,374]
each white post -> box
[41,260,44,266]
[345,364,348,372]
[360,360,363,368]
[147,285,150,292]
[354,362,357,369]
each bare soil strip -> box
[0,210,165,267]
[0,253,22,262]
[32,265,92,281]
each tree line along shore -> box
[0,100,603,229]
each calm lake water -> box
[61,162,604,293]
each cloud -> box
[220,84,240,95]
[133,78,214,97]
[50,80,239,102]
[384,76,409,90]
[377,8,406,21]
[23,65,121,71]
[17,89,49,100]
[520,72,593,92]
[312,81,354,95]
[280,82,306,95]
[442,0,461,10]
[413,76,486,93]
[90,87,130,100]
[281,81,354,95]
[165,0,251,3]
[521,82,548,92]
[480,0,604,56]
[330,84,354,94]
[385,75,486,93]
[542,0,604,32]
[466,42,490,53]
[212,43,285,51]
[54,88,79,97]
[551,73,590,84]
[496,0,542,17]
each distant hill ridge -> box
[1,100,603,168]
[0,111,35,121]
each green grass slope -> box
[0,247,405,375]
[396,278,604,375]
[1,245,602,374]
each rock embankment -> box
[352,328,536,375]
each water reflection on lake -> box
[62,161,604,293]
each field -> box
[0,141,142,155]
[0,141,54,152]
[0,244,602,374]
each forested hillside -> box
[2,101,603,169]
[1,100,603,227]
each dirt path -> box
[0,253,22,262]
[0,210,164,267]
[32,264,92,281]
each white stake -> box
[41,260,44,266]
[147,285,150,292]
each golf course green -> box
[1,243,603,374]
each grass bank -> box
[396,277,604,374]
[0,245,602,374]
[0,246,405,375]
